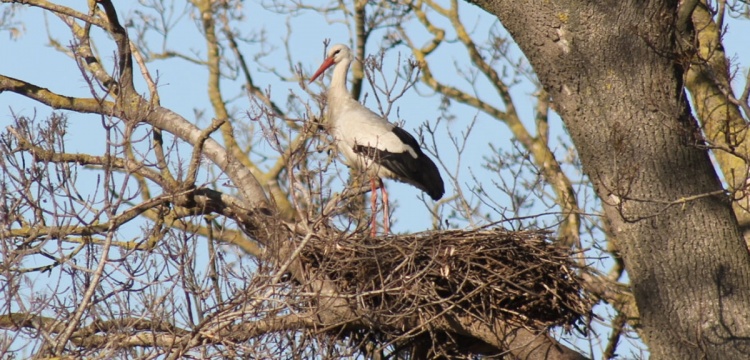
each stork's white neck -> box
[327,56,353,103]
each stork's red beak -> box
[309,56,336,84]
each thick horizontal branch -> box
[0,313,67,334]
[0,312,315,351]
[0,75,114,114]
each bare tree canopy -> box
[2,0,750,359]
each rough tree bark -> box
[469,0,750,358]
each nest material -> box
[302,228,592,332]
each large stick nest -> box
[301,228,594,334]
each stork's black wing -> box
[353,126,445,200]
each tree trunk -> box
[469,0,750,358]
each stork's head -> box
[309,44,353,83]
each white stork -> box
[309,43,444,236]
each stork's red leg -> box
[370,178,378,237]
[381,183,390,235]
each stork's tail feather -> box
[415,156,445,201]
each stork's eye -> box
[333,49,341,55]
